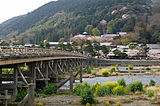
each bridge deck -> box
[0,56,86,66]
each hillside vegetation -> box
[0,0,160,44]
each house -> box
[119,32,127,36]
[147,44,160,59]
[147,44,160,49]
[101,32,127,38]
[125,49,140,57]
[100,42,116,50]
[117,45,129,52]
[49,42,71,48]
[101,34,118,38]
[24,44,38,48]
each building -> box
[49,42,71,48]
[101,32,127,38]
[147,44,160,59]
[101,34,118,38]
[119,32,127,36]
[24,44,38,48]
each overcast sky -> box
[0,0,56,24]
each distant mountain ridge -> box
[0,0,160,44]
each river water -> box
[60,75,160,89]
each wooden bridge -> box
[0,47,98,105]
[1,47,160,105]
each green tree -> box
[85,25,93,35]
[93,40,101,57]
[84,40,96,56]
[72,41,78,52]
[92,28,101,36]
[46,42,50,48]
[101,45,109,56]
[121,38,131,45]
[66,42,73,51]
[39,42,44,48]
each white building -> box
[147,44,160,59]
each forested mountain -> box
[0,0,160,44]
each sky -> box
[0,0,56,24]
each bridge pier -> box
[70,70,74,92]
[80,63,83,83]
[13,66,18,97]
[95,59,98,68]
[0,68,2,88]
[44,62,49,86]
[27,83,35,106]
[54,62,58,83]
[28,64,36,85]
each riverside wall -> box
[97,59,160,66]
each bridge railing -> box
[0,47,85,59]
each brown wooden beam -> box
[13,66,18,96]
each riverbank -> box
[35,93,157,106]
[35,65,160,106]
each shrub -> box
[128,71,132,75]
[91,66,94,70]
[128,65,133,70]
[37,101,43,106]
[149,79,156,86]
[87,68,91,74]
[92,72,97,76]
[157,69,160,72]
[103,82,118,94]
[123,99,133,103]
[44,83,57,95]
[110,66,116,74]
[102,70,110,77]
[80,87,95,104]
[112,86,126,95]
[91,82,101,93]
[99,66,102,69]
[39,94,48,98]
[147,90,154,97]
[86,103,91,106]
[129,45,136,49]
[35,91,40,98]
[15,88,27,102]
[116,102,121,106]
[118,78,126,87]
[74,83,83,96]
[74,82,90,96]
[96,85,110,96]
[141,68,145,70]
[108,100,115,104]
[128,81,143,93]
[96,86,106,96]
[126,68,128,70]
[146,67,151,70]
[105,101,110,106]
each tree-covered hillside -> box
[0,0,160,44]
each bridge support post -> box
[80,65,83,83]
[28,83,35,106]
[54,62,58,83]
[70,71,74,92]
[30,64,36,88]
[45,63,49,86]
[95,59,98,68]
[13,66,18,97]
[72,60,76,83]
[0,68,2,88]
